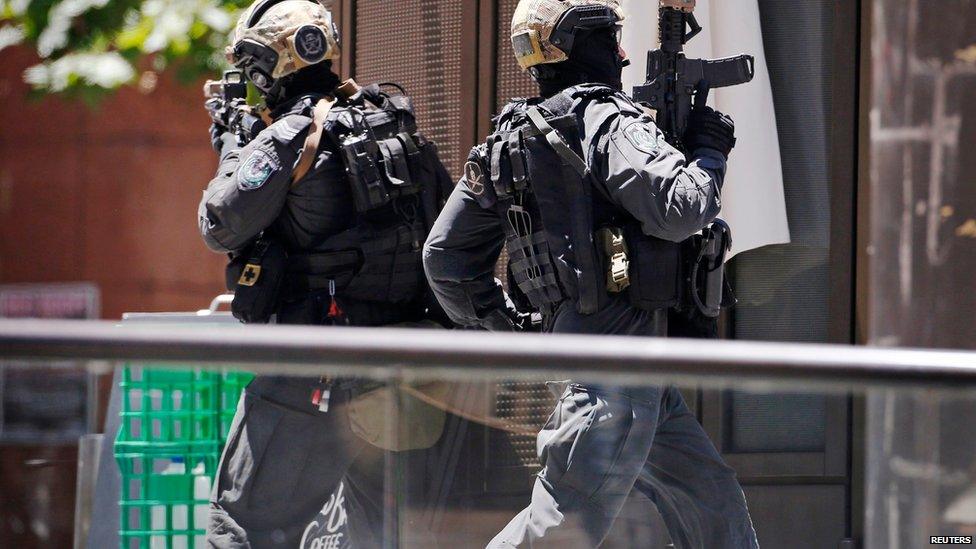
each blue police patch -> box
[237,149,279,191]
[294,25,327,64]
[623,121,659,154]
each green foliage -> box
[0,0,252,98]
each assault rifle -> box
[633,0,755,150]
[204,70,268,144]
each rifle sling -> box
[291,97,337,186]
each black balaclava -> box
[535,26,625,98]
[265,60,342,110]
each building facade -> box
[1,0,975,547]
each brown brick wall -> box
[0,48,227,319]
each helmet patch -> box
[294,25,328,64]
[238,149,280,191]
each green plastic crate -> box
[116,442,219,549]
[219,371,254,440]
[116,365,253,548]
[118,367,222,446]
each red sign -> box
[0,283,99,319]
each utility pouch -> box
[687,219,734,318]
[624,223,681,311]
[377,134,419,196]
[347,383,446,451]
[225,238,288,324]
[596,226,630,293]
[341,132,391,213]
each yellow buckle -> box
[597,227,630,293]
[610,253,630,286]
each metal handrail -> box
[1,319,975,391]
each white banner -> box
[621,0,790,257]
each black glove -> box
[206,96,233,153]
[684,107,736,157]
[210,124,240,158]
[210,122,227,154]
[510,310,542,333]
[481,309,517,332]
[480,307,540,332]
[500,280,542,332]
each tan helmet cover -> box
[511,0,625,70]
[228,0,341,80]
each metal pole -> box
[1,320,976,392]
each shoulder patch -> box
[464,161,485,196]
[622,121,660,154]
[237,149,280,191]
[270,116,309,144]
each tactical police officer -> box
[198,0,453,546]
[423,0,759,547]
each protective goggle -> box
[232,40,279,91]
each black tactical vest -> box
[467,85,692,317]
[282,84,454,312]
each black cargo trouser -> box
[208,293,436,549]
[489,296,759,548]
[208,377,386,549]
[487,383,759,549]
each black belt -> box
[283,251,360,298]
[287,250,360,275]
[246,376,381,415]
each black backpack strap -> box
[539,86,625,206]
[525,107,587,176]
[508,129,528,191]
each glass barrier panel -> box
[3,329,976,548]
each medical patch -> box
[294,25,327,64]
[623,121,659,154]
[237,149,279,191]
[464,161,485,196]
